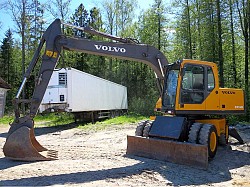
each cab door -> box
[176,63,219,114]
[178,63,206,112]
[205,66,219,111]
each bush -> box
[129,95,158,116]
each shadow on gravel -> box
[0,157,31,170]
[34,122,79,136]
[0,146,249,186]
[127,146,250,186]
[0,122,78,138]
[0,162,147,186]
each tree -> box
[0,1,8,28]
[236,0,250,120]
[0,29,18,110]
[229,0,237,86]
[46,0,71,27]
[7,0,33,113]
[216,0,224,87]
[29,0,45,47]
[0,29,13,83]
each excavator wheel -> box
[135,120,148,136]
[142,121,153,137]
[198,124,218,159]
[188,123,202,143]
[3,126,58,161]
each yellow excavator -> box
[3,19,244,169]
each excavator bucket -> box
[127,136,208,169]
[3,126,58,161]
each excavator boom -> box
[3,19,168,161]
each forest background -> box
[0,0,249,122]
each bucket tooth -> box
[3,126,58,161]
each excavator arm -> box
[4,19,168,161]
[16,19,167,119]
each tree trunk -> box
[229,0,237,86]
[216,0,224,87]
[246,0,250,121]
[186,0,192,59]
[21,0,26,113]
[157,0,161,50]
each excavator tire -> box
[135,120,148,136]
[198,124,218,159]
[188,123,202,143]
[3,126,58,161]
[142,121,153,137]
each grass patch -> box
[0,113,75,127]
[0,115,14,125]
[0,112,148,132]
[34,113,74,127]
[78,113,147,131]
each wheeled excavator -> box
[3,19,245,169]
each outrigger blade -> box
[3,126,57,161]
[127,135,208,169]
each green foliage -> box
[137,0,168,51]
[227,115,250,126]
[129,93,158,116]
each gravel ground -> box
[0,123,249,186]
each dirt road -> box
[0,123,249,186]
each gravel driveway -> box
[0,123,249,186]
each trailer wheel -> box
[188,123,202,143]
[135,120,148,136]
[198,124,218,159]
[143,121,153,137]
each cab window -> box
[181,64,205,104]
[208,67,215,91]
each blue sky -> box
[0,0,156,40]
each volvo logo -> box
[94,44,126,53]
[222,91,235,94]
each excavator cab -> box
[162,59,245,116]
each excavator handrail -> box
[62,22,139,44]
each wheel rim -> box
[210,131,217,152]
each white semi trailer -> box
[39,68,128,122]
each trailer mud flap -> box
[127,135,208,169]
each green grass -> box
[0,112,148,132]
[0,115,14,125]
[0,113,74,127]
[34,113,74,127]
[78,113,147,131]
